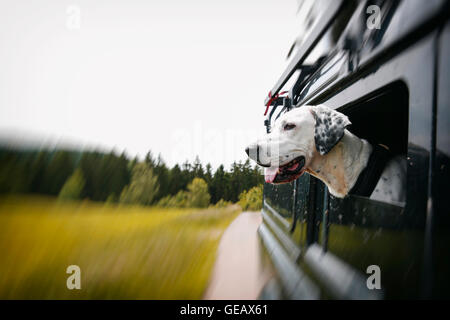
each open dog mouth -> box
[264,156,306,184]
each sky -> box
[0,0,302,169]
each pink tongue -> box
[287,163,299,171]
[264,166,279,183]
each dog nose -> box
[245,147,250,156]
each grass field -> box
[0,196,240,299]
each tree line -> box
[0,147,263,207]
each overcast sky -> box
[0,0,301,169]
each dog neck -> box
[306,130,373,198]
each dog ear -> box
[310,105,351,155]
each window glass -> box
[291,174,311,246]
[264,181,295,225]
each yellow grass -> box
[0,195,240,299]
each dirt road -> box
[203,211,272,300]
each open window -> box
[341,81,409,161]
[326,81,410,223]
[310,81,425,298]
[320,80,410,236]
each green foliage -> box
[120,162,159,206]
[29,151,49,193]
[209,164,229,204]
[43,151,75,195]
[187,178,210,208]
[211,199,232,208]
[0,154,28,193]
[58,168,86,200]
[158,178,210,208]
[238,185,263,211]
[152,155,170,202]
[105,193,117,204]
[0,149,76,195]
[157,190,188,208]
[80,151,130,201]
[0,147,264,207]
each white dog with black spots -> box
[246,105,406,204]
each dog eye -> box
[283,123,296,131]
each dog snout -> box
[246,143,258,160]
[246,143,271,167]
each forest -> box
[0,146,264,208]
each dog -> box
[246,105,406,204]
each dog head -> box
[246,105,351,184]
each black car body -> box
[259,0,450,299]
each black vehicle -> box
[258,0,450,299]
